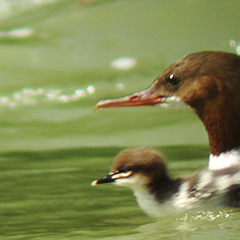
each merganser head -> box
[95,51,240,169]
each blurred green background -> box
[0,0,239,239]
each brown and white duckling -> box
[92,148,240,217]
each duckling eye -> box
[167,74,180,85]
[120,168,130,173]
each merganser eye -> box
[167,74,180,85]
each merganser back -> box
[95,51,240,170]
[92,148,240,218]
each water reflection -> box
[111,57,137,70]
[0,28,34,38]
[0,85,96,108]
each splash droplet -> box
[75,89,86,97]
[86,85,95,94]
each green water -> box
[0,0,240,239]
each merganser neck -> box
[197,91,240,157]
[148,177,182,203]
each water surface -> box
[0,0,239,239]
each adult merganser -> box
[95,51,240,170]
[92,148,240,218]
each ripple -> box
[177,210,231,222]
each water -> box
[0,0,239,239]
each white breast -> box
[209,149,240,170]
[133,188,181,217]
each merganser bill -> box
[95,51,240,170]
[91,148,240,218]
